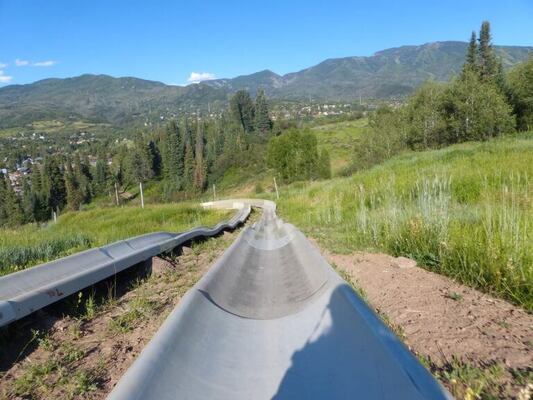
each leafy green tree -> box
[254,89,272,136]
[267,129,323,183]
[441,69,515,143]
[360,106,407,166]
[230,90,255,134]
[404,82,447,149]
[508,56,533,131]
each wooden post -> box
[139,182,145,209]
[212,184,216,201]
[114,182,119,206]
[273,177,279,199]
[53,211,57,223]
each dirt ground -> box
[0,228,243,400]
[324,248,533,399]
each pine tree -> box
[254,88,272,136]
[65,159,83,211]
[230,90,255,134]
[162,120,183,189]
[0,172,8,226]
[193,116,207,191]
[3,178,23,226]
[183,130,195,190]
[478,21,500,83]
[147,140,162,177]
[463,31,478,74]
[44,157,67,213]
[94,158,110,195]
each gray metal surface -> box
[108,200,451,400]
[0,203,251,327]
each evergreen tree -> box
[94,158,110,195]
[0,172,8,226]
[43,157,67,213]
[463,31,478,74]
[74,154,93,204]
[32,165,43,193]
[478,21,501,83]
[147,140,162,177]
[230,90,255,134]
[183,130,195,190]
[254,89,272,136]
[3,177,23,226]
[162,120,183,189]
[193,117,207,191]
[65,159,83,211]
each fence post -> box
[139,182,145,209]
[273,177,279,200]
[114,182,119,206]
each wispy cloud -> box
[34,60,57,67]
[15,59,29,66]
[0,62,7,69]
[187,72,216,83]
[0,70,13,83]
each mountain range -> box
[0,41,531,129]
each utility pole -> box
[114,182,119,206]
[212,184,216,201]
[273,177,279,200]
[139,182,145,209]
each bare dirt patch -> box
[0,226,245,400]
[324,248,533,399]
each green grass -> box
[0,203,229,275]
[274,135,533,310]
[311,118,369,175]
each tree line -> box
[0,89,273,228]
[348,21,533,172]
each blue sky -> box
[0,0,532,86]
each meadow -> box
[275,134,533,310]
[0,203,229,275]
[311,118,369,175]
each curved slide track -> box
[108,199,451,399]
[0,202,251,327]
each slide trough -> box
[108,200,451,399]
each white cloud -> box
[187,72,216,83]
[0,62,7,69]
[15,59,29,66]
[34,60,57,67]
[0,71,13,83]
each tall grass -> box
[0,203,229,275]
[276,136,533,310]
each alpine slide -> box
[0,199,451,399]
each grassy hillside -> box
[311,118,369,175]
[274,134,533,310]
[0,203,229,275]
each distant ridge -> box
[0,41,531,128]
